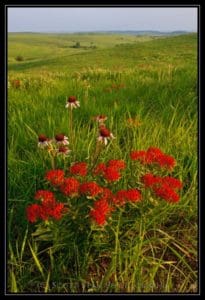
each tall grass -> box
[7,34,198,293]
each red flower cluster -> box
[34,190,56,202]
[60,177,80,197]
[153,185,180,203]
[141,173,161,187]
[90,198,112,225]
[93,163,106,176]
[103,166,121,182]
[45,169,65,186]
[26,190,66,223]
[93,159,126,182]
[70,162,87,177]
[101,187,113,201]
[79,181,102,198]
[113,189,141,206]
[142,173,182,203]
[108,159,126,170]
[130,147,176,169]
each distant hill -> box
[9,30,194,36]
[73,30,192,36]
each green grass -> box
[7,33,198,293]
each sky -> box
[7,7,198,33]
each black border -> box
[3,2,202,297]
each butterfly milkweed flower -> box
[153,184,180,203]
[34,190,56,202]
[162,176,183,190]
[108,159,126,170]
[130,147,176,170]
[142,174,182,203]
[113,189,141,206]
[79,181,102,198]
[130,150,147,162]
[70,162,88,177]
[90,198,112,225]
[45,169,65,187]
[103,166,121,182]
[26,204,41,223]
[27,191,66,223]
[55,134,69,145]
[65,96,80,109]
[98,125,115,145]
[93,163,107,176]
[38,134,51,148]
[60,177,80,197]
[141,173,161,188]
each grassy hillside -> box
[8,33,198,293]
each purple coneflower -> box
[94,115,108,124]
[65,96,80,110]
[55,134,69,145]
[38,134,51,148]
[57,146,71,156]
[97,125,115,146]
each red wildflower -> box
[45,169,65,187]
[113,189,141,205]
[101,187,113,201]
[108,159,126,170]
[70,162,87,177]
[157,154,176,169]
[90,198,111,225]
[60,177,80,197]
[103,166,121,182]
[162,176,183,190]
[26,204,41,223]
[38,205,50,221]
[146,147,164,163]
[130,150,147,162]
[113,190,128,206]
[126,189,141,202]
[93,163,106,176]
[130,147,176,170]
[50,203,66,220]
[153,184,180,203]
[141,173,161,187]
[34,190,56,202]
[79,182,102,198]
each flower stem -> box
[50,154,55,170]
[69,106,73,145]
[90,140,104,171]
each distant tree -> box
[15,55,24,62]
[74,41,81,48]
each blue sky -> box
[7,7,198,32]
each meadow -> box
[8,32,198,293]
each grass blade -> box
[28,241,45,279]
